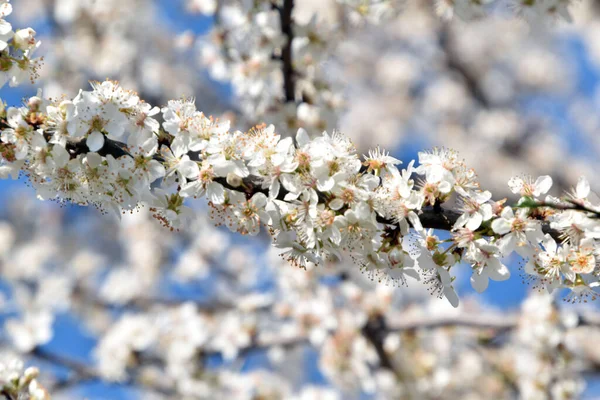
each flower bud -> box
[13,28,36,50]
[226,173,242,188]
[28,96,42,111]
[24,367,39,380]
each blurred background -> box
[2,0,600,398]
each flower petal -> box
[576,176,590,199]
[470,271,489,293]
[491,218,511,235]
[87,131,105,152]
[487,257,510,281]
[465,212,483,231]
[534,175,553,196]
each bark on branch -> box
[278,0,296,102]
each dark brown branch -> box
[278,0,296,102]
[438,23,574,194]
[439,25,490,108]
[66,137,131,160]
[31,346,173,396]
[30,346,97,391]
[534,200,600,219]
[362,314,396,370]
[0,389,17,400]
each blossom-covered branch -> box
[1,78,599,308]
[0,0,41,89]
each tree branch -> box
[362,314,396,370]
[278,0,296,102]
[23,310,600,394]
[66,135,563,242]
[439,24,490,108]
[30,346,174,396]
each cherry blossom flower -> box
[525,234,574,293]
[70,90,128,151]
[568,238,598,275]
[5,311,53,352]
[508,175,553,199]
[231,192,270,236]
[1,107,44,159]
[468,240,511,293]
[454,190,494,231]
[491,207,544,257]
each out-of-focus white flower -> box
[5,311,53,352]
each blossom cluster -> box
[0,0,41,88]
[514,293,584,398]
[434,0,574,22]
[191,0,343,134]
[190,0,575,28]
[190,0,576,124]
[0,355,48,400]
[8,0,232,120]
[1,80,600,307]
[185,0,589,199]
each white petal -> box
[487,258,510,281]
[0,20,12,35]
[207,182,225,204]
[465,212,483,231]
[269,179,280,200]
[276,137,293,152]
[407,211,422,232]
[85,152,103,168]
[498,234,517,256]
[454,213,469,229]
[576,176,590,199]
[280,174,300,194]
[491,218,511,235]
[500,207,514,219]
[438,180,452,194]
[317,177,335,192]
[470,271,489,293]
[171,136,189,158]
[524,260,537,275]
[179,181,200,198]
[417,254,436,271]
[480,203,493,221]
[148,161,166,181]
[508,177,523,195]
[271,153,285,167]
[52,145,69,167]
[542,234,557,254]
[87,131,105,152]
[443,286,460,308]
[296,128,309,147]
[251,192,267,208]
[525,225,544,245]
[179,159,200,180]
[534,175,552,196]
[329,198,344,210]
[515,243,534,259]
